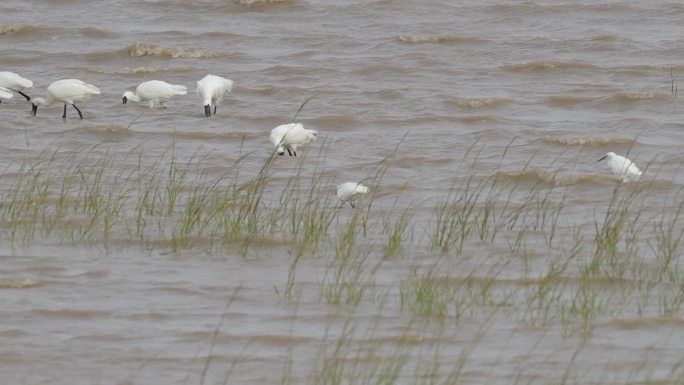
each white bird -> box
[122,80,187,108]
[337,182,369,208]
[269,123,318,156]
[197,74,233,117]
[31,79,100,119]
[597,152,642,182]
[0,71,33,102]
[0,87,13,100]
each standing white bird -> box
[337,182,369,208]
[269,123,318,156]
[0,71,33,102]
[597,152,642,182]
[31,79,100,119]
[197,74,233,117]
[122,80,187,108]
[0,87,13,100]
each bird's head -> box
[597,152,615,163]
[30,97,46,116]
[122,91,135,104]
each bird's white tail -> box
[171,84,187,95]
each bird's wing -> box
[0,87,14,99]
[0,72,32,89]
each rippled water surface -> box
[3,1,684,384]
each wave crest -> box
[445,97,513,109]
[126,43,227,59]
[237,0,294,5]
[542,136,636,147]
[82,66,194,75]
[0,278,44,288]
[493,170,597,187]
[0,24,41,36]
[397,35,486,44]
[610,91,668,103]
[504,61,597,72]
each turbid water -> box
[3,1,684,384]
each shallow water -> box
[3,1,684,384]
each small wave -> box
[504,60,597,72]
[397,35,486,44]
[240,86,279,96]
[83,125,131,134]
[126,42,229,59]
[78,27,117,38]
[0,24,45,36]
[445,97,513,109]
[458,115,501,124]
[309,115,361,128]
[609,91,669,103]
[544,95,596,108]
[29,308,110,319]
[493,169,599,187]
[590,34,619,41]
[0,278,44,288]
[237,0,294,5]
[542,136,635,147]
[81,66,194,75]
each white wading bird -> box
[597,152,642,182]
[122,80,187,108]
[269,123,318,156]
[0,71,33,102]
[0,87,13,100]
[31,79,100,119]
[337,182,369,208]
[197,74,233,117]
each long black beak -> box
[18,91,30,102]
[122,96,128,104]
[204,104,211,117]
[31,104,37,116]
[597,155,607,162]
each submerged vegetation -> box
[3,140,684,384]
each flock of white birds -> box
[0,70,644,207]
[0,71,370,207]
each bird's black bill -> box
[597,155,607,162]
[204,104,211,117]
[18,91,30,102]
[30,104,37,116]
[122,96,128,104]
[213,105,217,115]
[62,104,67,119]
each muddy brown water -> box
[2,1,684,384]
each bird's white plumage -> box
[123,80,187,108]
[31,79,100,119]
[0,71,33,92]
[0,87,13,99]
[197,74,233,116]
[337,182,369,207]
[269,123,318,156]
[599,152,642,182]
[34,79,100,107]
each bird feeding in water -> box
[337,182,369,208]
[122,80,187,108]
[597,152,642,182]
[196,74,233,117]
[270,123,318,156]
[31,79,100,119]
[0,71,33,102]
